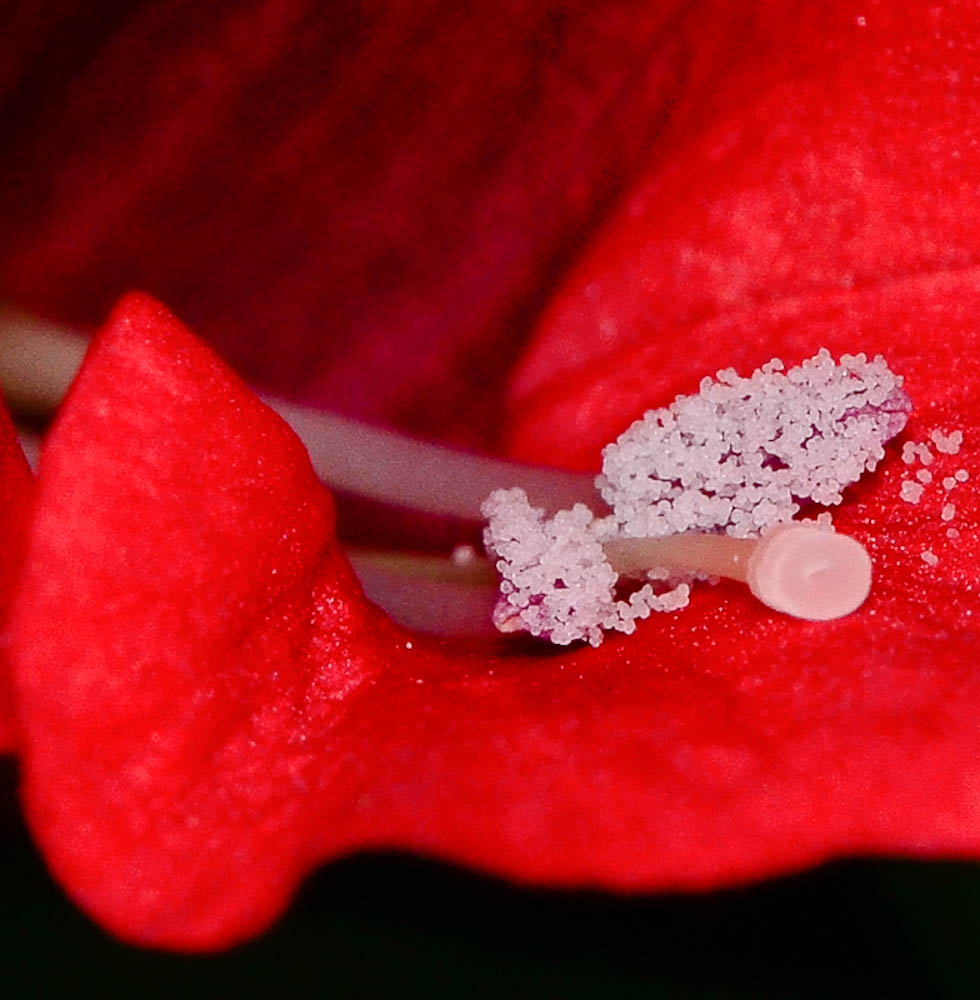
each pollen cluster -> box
[482,490,687,647]
[599,350,910,539]
[483,350,910,646]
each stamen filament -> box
[0,307,598,519]
[347,549,499,637]
[269,398,600,519]
[0,307,82,415]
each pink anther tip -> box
[746,524,873,621]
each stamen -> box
[484,349,908,645]
[0,310,904,641]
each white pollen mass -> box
[484,349,910,645]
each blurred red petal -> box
[0,0,699,444]
[0,394,32,751]
[504,3,980,466]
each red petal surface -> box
[9,294,980,952]
[0,395,32,751]
[11,294,404,945]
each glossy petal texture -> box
[9,294,980,954]
[0,395,32,749]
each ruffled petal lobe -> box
[10,294,404,945]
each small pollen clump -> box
[931,429,964,455]
[481,488,685,647]
[900,480,924,504]
[483,350,910,645]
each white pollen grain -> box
[917,469,933,484]
[947,527,961,540]
[955,468,970,482]
[921,549,940,566]
[932,429,965,455]
[900,480,925,504]
[942,503,957,521]
[451,545,478,566]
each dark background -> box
[4,761,980,998]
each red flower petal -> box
[9,294,980,952]
[6,0,980,954]
[0,393,32,751]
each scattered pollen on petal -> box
[931,428,964,455]
[896,428,969,560]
